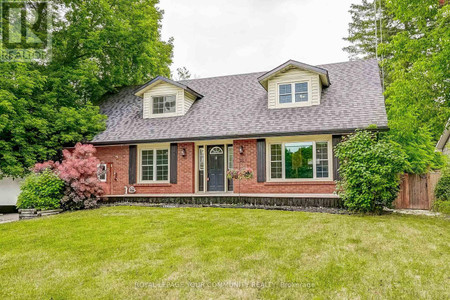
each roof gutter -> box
[90,126,389,146]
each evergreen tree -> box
[343,0,403,59]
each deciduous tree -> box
[0,0,173,178]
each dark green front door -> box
[207,145,225,192]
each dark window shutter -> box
[170,143,178,184]
[256,139,266,182]
[332,135,342,181]
[129,145,137,184]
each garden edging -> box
[19,209,63,220]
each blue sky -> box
[159,0,362,78]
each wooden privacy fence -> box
[394,172,441,210]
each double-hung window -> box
[140,148,169,182]
[269,141,330,180]
[152,95,176,114]
[278,82,309,105]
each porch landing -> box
[100,193,342,208]
[103,193,339,198]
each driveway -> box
[0,213,19,224]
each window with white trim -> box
[269,141,330,180]
[278,82,309,104]
[140,148,169,182]
[227,146,234,169]
[199,147,205,171]
[270,144,282,179]
[315,142,329,178]
[152,95,176,114]
[97,164,107,182]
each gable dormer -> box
[135,76,202,119]
[258,60,330,109]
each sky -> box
[158,0,361,78]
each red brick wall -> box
[95,139,335,196]
[95,145,129,195]
[95,143,195,195]
[232,139,336,194]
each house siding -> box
[184,91,196,114]
[267,68,321,108]
[95,139,336,196]
[142,82,184,118]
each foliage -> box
[0,0,173,178]
[226,168,254,180]
[380,1,449,173]
[49,0,173,104]
[344,0,449,173]
[335,130,407,212]
[33,143,105,210]
[16,169,64,210]
[0,62,106,179]
[432,200,450,214]
[343,0,402,59]
[434,169,450,201]
[57,143,105,210]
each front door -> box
[207,145,225,191]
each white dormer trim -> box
[258,60,330,90]
[267,68,321,109]
[262,60,328,110]
[135,76,203,99]
[135,76,202,119]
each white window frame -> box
[97,164,107,182]
[199,147,205,171]
[266,136,333,182]
[194,139,234,194]
[151,94,177,116]
[227,145,234,170]
[138,145,170,183]
[276,80,312,108]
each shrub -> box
[17,169,64,210]
[432,200,450,215]
[57,143,105,210]
[335,130,407,213]
[434,170,450,202]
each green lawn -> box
[1,207,449,299]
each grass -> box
[0,207,449,299]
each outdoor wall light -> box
[239,145,244,154]
[181,148,186,157]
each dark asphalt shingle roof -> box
[92,59,388,144]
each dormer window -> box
[258,60,330,109]
[278,82,309,105]
[295,82,308,102]
[134,76,202,119]
[153,95,176,114]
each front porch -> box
[100,192,342,208]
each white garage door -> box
[0,177,22,206]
